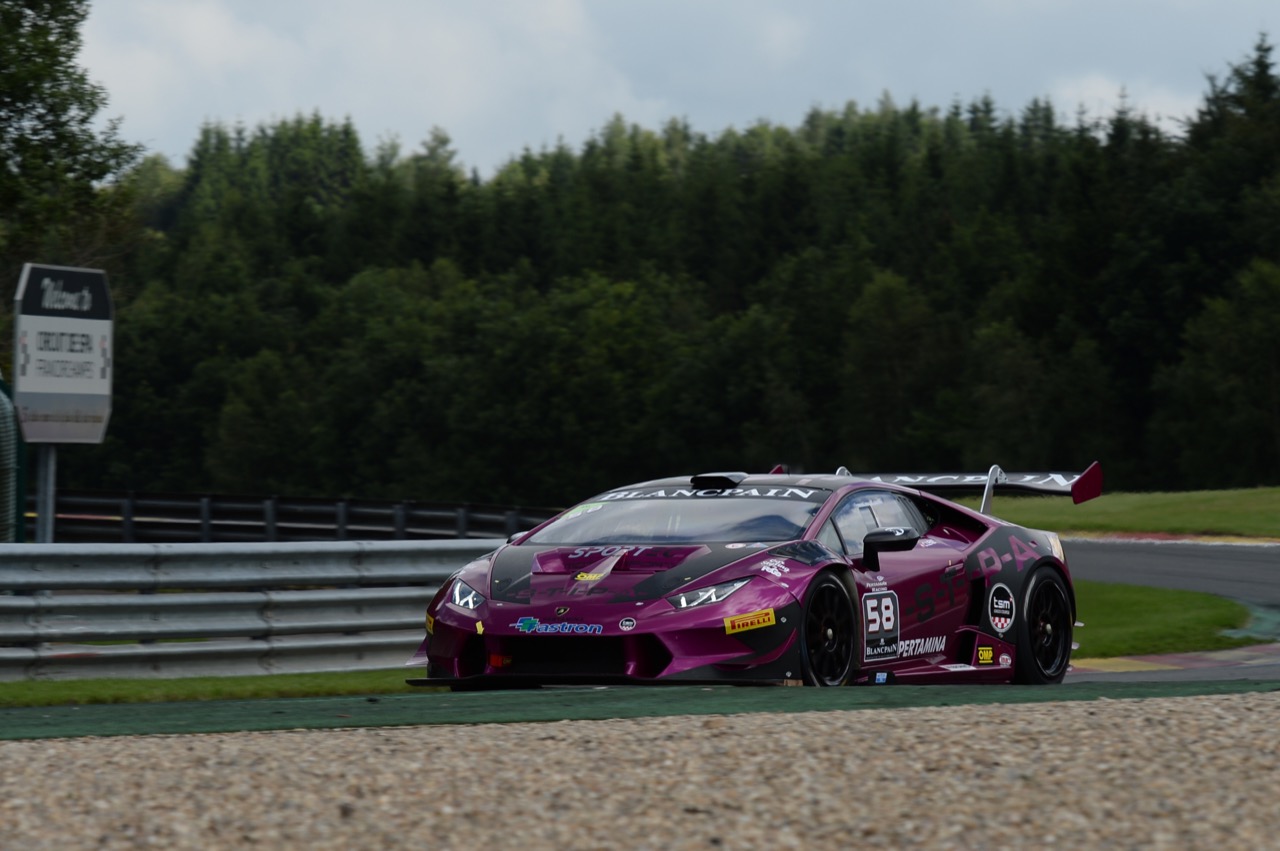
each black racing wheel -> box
[1014,566,1074,684]
[800,573,857,686]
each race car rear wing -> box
[852,461,1103,515]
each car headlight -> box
[667,578,750,610]
[450,579,486,610]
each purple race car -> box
[406,462,1103,689]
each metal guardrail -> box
[0,539,502,681]
[27,490,562,543]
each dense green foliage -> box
[4,7,1279,504]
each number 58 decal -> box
[863,590,900,662]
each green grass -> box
[961,488,1280,539]
[0,670,425,709]
[1073,579,1258,658]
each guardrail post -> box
[393,503,407,539]
[122,492,136,543]
[336,500,348,541]
[200,497,212,542]
[264,497,277,542]
[505,510,519,539]
[455,507,468,539]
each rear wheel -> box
[800,573,857,686]
[1014,566,1073,684]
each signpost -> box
[12,263,114,542]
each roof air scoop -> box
[691,471,749,489]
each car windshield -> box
[525,490,826,545]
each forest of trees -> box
[3,3,1278,506]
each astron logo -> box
[40,277,93,312]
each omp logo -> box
[977,646,994,665]
[510,617,603,635]
[574,572,604,581]
[724,609,776,634]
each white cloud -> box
[1050,73,1203,133]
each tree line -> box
[3,3,1278,505]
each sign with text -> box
[13,263,114,443]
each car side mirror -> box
[862,527,920,571]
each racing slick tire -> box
[799,572,857,686]
[1013,565,1073,685]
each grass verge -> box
[1073,580,1259,657]
[960,488,1280,539]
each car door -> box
[828,490,969,667]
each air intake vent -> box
[690,472,749,488]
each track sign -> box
[13,263,114,443]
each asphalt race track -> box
[1065,537,1280,683]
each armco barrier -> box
[0,539,501,681]
[29,490,561,543]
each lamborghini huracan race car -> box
[407,463,1103,688]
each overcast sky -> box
[81,1,1277,178]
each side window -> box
[894,495,929,534]
[870,494,928,535]
[830,490,927,554]
[816,518,845,554]
[831,493,881,555]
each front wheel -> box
[1013,566,1073,684]
[800,573,857,686]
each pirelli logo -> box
[725,608,776,634]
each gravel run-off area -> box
[2,691,1278,850]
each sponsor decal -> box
[866,473,1081,488]
[562,502,605,520]
[574,572,604,581]
[863,590,900,662]
[769,540,837,566]
[510,617,603,635]
[872,672,891,684]
[619,617,637,632]
[975,535,1042,576]
[940,664,975,671]
[977,646,995,665]
[726,543,747,549]
[555,606,570,616]
[599,487,823,501]
[425,614,434,635]
[724,608,776,634]
[475,621,484,635]
[568,545,655,559]
[988,583,1015,635]
[898,636,946,657]
[759,558,790,577]
[999,653,1012,668]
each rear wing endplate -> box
[859,461,1103,514]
